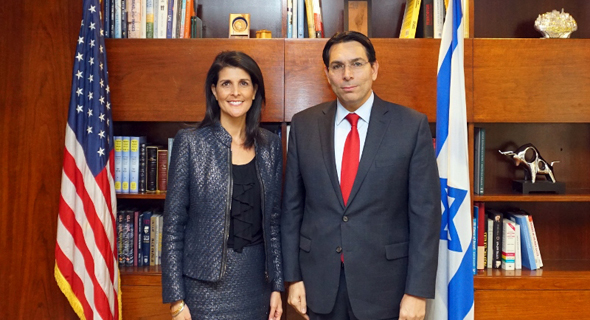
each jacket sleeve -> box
[269,134,285,292]
[405,115,442,299]
[281,116,306,282]
[161,130,191,303]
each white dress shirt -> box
[334,92,374,183]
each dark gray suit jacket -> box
[282,95,441,320]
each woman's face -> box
[211,67,257,122]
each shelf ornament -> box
[499,143,565,194]
[534,9,577,38]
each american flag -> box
[54,0,120,318]
[426,0,474,319]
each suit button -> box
[336,246,342,253]
[343,216,349,222]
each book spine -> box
[304,0,316,38]
[137,212,143,266]
[433,0,444,38]
[146,0,154,38]
[133,211,139,267]
[139,140,147,194]
[115,0,122,38]
[121,0,127,38]
[114,136,122,193]
[287,0,293,38]
[297,0,304,38]
[488,210,503,269]
[183,0,193,39]
[167,0,174,38]
[142,212,152,266]
[514,215,536,270]
[157,150,168,193]
[129,137,140,194]
[127,0,141,38]
[150,214,157,266]
[501,219,516,270]
[105,0,112,38]
[110,0,116,38]
[476,202,485,269]
[473,127,481,194]
[421,0,434,38]
[312,0,323,38]
[514,222,522,270]
[121,136,130,194]
[168,138,174,170]
[117,210,124,265]
[472,215,477,275]
[478,128,485,194]
[158,215,163,265]
[141,0,147,38]
[158,0,168,38]
[528,215,543,268]
[124,211,133,266]
[292,0,298,38]
[399,0,422,39]
[146,146,158,193]
[486,218,493,268]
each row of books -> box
[104,0,203,39]
[114,136,173,194]
[473,203,543,273]
[286,0,324,38]
[117,209,164,267]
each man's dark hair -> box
[200,51,265,149]
[322,31,377,68]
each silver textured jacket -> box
[162,124,284,303]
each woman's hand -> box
[170,300,192,320]
[268,291,283,320]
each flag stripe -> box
[55,237,94,319]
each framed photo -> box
[344,0,372,37]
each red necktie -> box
[341,113,360,206]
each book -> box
[157,0,168,38]
[105,0,112,37]
[141,0,147,38]
[167,0,175,38]
[472,214,477,275]
[487,209,503,269]
[287,0,293,38]
[168,137,174,168]
[312,0,324,38]
[433,0,444,38]
[157,214,163,265]
[137,212,143,266]
[417,0,433,38]
[124,210,134,266]
[133,210,140,266]
[115,0,122,38]
[139,139,147,193]
[184,0,193,38]
[146,0,155,38]
[304,0,316,38]
[399,0,422,38]
[157,149,168,193]
[146,146,159,193]
[476,202,485,269]
[297,0,304,38]
[142,211,152,266]
[129,136,145,194]
[507,212,537,270]
[127,0,141,38]
[486,217,493,268]
[514,221,522,270]
[474,127,485,195]
[121,136,130,193]
[528,214,543,268]
[114,136,122,193]
[117,210,124,265]
[150,213,157,266]
[501,218,516,270]
[121,0,127,38]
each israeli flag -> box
[426,0,474,319]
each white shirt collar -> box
[335,92,374,125]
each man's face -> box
[324,41,379,112]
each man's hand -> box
[399,294,426,320]
[269,291,283,320]
[287,281,309,320]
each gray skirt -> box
[183,243,272,320]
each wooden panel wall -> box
[0,0,81,318]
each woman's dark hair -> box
[322,31,377,68]
[199,51,265,149]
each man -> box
[281,31,441,320]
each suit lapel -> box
[345,96,390,209]
[318,101,345,210]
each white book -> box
[157,0,168,38]
[486,218,493,268]
[433,0,444,38]
[501,219,516,270]
[292,0,298,38]
[514,222,522,270]
[141,0,147,38]
[528,215,544,268]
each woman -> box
[162,51,283,320]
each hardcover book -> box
[157,149,168,193]
[487,209,503,269]
[114,136,122,193]
[121,136,130,193]
[399,0,422,38]
[146,146,159,193]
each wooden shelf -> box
[117,193,167,200]
[474,260,590,290]
[473,190,590,202]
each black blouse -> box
[227,159,263,252]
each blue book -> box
[472,206,478,275]
[114,136,123,193]
[115,0,122,38]
[121,136,130,193]
[142,211,152,266]
[507,213,537,270]
[121,0,127,38]
[166,0,174,38]
[105,0,112,37]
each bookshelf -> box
[108,2,590,320]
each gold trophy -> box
[229,14,250,38]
